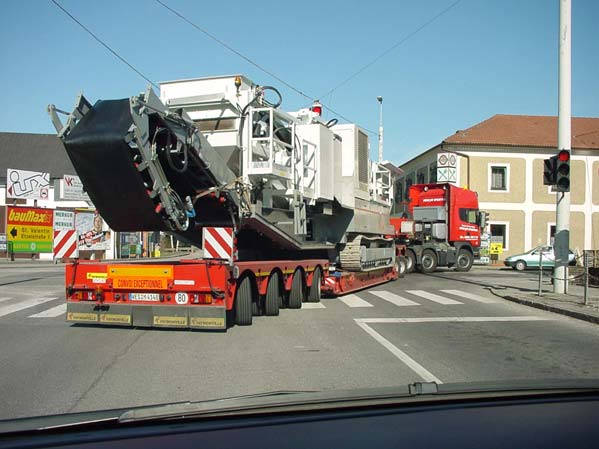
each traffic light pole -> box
[554,0,571,294]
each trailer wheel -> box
[406,250,416,273]
[419,249,438,274]
[455,249,474,272]
[288,270,304,309]
[396,256,407,278]
[264,273,281,316]
[234,276,253,326]
[306,268,322,303]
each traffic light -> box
[543,156,557,185]
[555,150,570,192]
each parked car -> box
[504,245,576,271]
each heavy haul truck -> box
[390,183,487,274]
[48,75,402,330]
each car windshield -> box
[0,0,598,425]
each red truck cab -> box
[390,183,487,273]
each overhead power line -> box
[317,0,462,101]
[50,0,159,89]
[154,0,377,135]
[155,0,312,101]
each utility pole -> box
[377,96,383,163]
[554,0,571,294]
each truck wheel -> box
[306,268,322,303]
[406,251,416,273]
[234,276,253,326]
[455,249,474,272]
[264,273,281,316]
[397,257,407,278]
[288,270,304,309]
[419,249,437,274]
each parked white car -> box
[504,246,576,271]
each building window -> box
[548,224,556,246]
[405,176,413,200]
[489,222,509,250]
[429,165,437,183]
[416,171,425,184]
[488,164,509,192]
[394,180,403,204]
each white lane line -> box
[441,289,497,304]
[28,303,67,318]
[0,297,12,303]
[355,320,442,383]
[369,290,419,306]
[406,290,463,305]
[355,316,554,384]
[356,316,553,324]
[0,297,59,318]
[338,294,373,308]
[302,302,326,309]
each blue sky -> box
[0,0,597,165]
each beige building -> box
[395,114,599,259]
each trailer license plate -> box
[128,293,160,301]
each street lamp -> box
[377,96,383,163]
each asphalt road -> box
[1,263,599,420]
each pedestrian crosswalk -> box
[406,290,463,305]
[0,288,499,321]
[0,297,58,318]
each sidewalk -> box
[489,271,599,325]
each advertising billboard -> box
[75,211,111,251]
[6,168,50,200]
[6,206,53,253]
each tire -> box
[397,257,407,278]
[234,276,253,326]
[515,260,527,271]
[405,251,416,273]
[306,268,322,303]
[288,270,304,309]
[264,273,281,316]
[419,249,438,274]
[455,249,474,272]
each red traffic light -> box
[558,150,570,162]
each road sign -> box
[489,243,503,255]
[6,206,54,253]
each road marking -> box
[369,290,419,306]
[441,289,497,304]
[406,290,463,305]
[355,320,442,383]
[357,316,553,324]
[302,302,326,309]
[355,316,554,384]
[338,294,373,308]
[28,303,67,318]
[0,297,59,318]
[0,297,12,303]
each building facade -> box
[395,115,599,259]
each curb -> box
[499,293,599,325]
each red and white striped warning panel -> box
[53,230,78,259]
[202,227,233,260]
[53,210,78,259]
